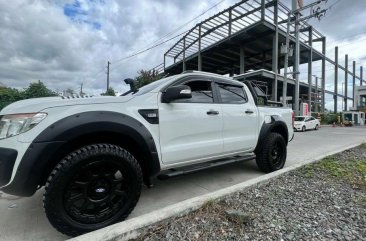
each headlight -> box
[0,113,47,140]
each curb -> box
[69,142,363,241]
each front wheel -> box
[302,126,306,132]
[43,144,143,237]
[255,133,287,173]
[314,124,319,130]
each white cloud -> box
[0,0,365,97]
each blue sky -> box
[63,0,102,30]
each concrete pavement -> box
[1,126,366,241]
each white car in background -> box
[294,116,320,132]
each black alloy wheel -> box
[255,132,287,173]
[44,144,142,237]
[270,140,284,168]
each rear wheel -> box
[43,144,142,237]
[302,126,306,132]
[255,133,287,173]
[314,124,319,130]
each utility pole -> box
[282,0,328,115]
[106,61,111,92]
[80,83,83,96]
[342,82,344,111]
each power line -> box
[142,0,226,50]
[109,30,188,72]
[108,0,227,71]
[85,1,227,82]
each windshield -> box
[295,117,305,121]
[131,76,174,96]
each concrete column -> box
[198,25,202,71]
[321,37,326,112]
[228,9,232,36]
[163,54,166,71]
[183,37,186,72]
[315,77,319,112]
[198,54,202,71]
[271,1,279,101]
[345,54,348,111]
[294,12,300,116]
[240,46,245,74]
[361,66,363,86]
[334,46,338,112]
[353,61,356,107]
[261,0,265,20]
[308,27,313,112]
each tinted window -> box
[175,80,213,103]
[295,117,305,121]
[218,84,247,104]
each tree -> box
[0,87,24,110]
[23,80,57,99]
[64,88,75,96]
[135,69,162,88]
[101,87,116,96]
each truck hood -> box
[0,95,134,115]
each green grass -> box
[360,143,366,149]
[300,165,315,178]
[304,152,366,189]
[316,156,349,178]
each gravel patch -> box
[131,146,366,241]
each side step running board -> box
[157,154,256,180]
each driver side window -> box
[174,80,214,103]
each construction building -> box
[155,0,365,114]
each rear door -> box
[215,81,258,154]
[158,78,224,165]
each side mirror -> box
[162,85,192,103]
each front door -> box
[158,79,223,165]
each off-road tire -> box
[43,144,142,237]
[255,133,287,173]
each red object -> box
[304,103,308,116]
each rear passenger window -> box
[217,84,247,104]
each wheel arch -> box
[255,115,289,152]
[3,111,160,196]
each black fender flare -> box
[2,111,160,197]
[255,115,289,153]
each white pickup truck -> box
[0,71,294,236]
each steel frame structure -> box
[158,0,365,113]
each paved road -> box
[1,127,366,241]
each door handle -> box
[245,110,254,114]
[207,110,219,115]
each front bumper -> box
[1,141,65,196]
[293,126,303,131]
[0,148,18,187]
